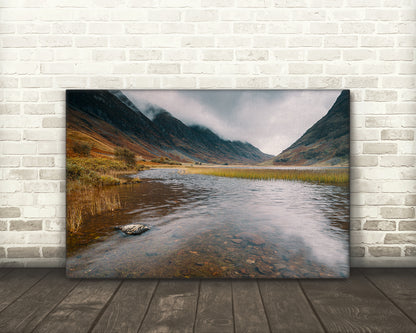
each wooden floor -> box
[0,268,415,333]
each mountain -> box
[66,90,272,164]
[271,90,349,166]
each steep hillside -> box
[272,90,350,166]
[66,90,271,164]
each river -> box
[66,168,349,278]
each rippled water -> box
[67,168,349,278]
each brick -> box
[350,219,362,231]
[380,156,415,167]
[147,63,180,74]
[368,246,401,257]
[399,221,416,231]
[0,156,20,167]
[365,116,401,128]
[325,36,357,47]
[236,50,268,61]
[351,155,378,167]
[23,104,55,115]
[381,129,414,141]
[341,22,374,34]
[385,233,416,245]
[288,63,322,74]
[381,207,414,219]
[42,117,65,128]
[252,36,286,48]
[74,36,108,47]
[344,77,378,88]
[233,23,267,34]
[129,50,162,61]
[148,10,181,21]
[343,49,376,61]
[0,248,5,258]
[24,129,62,141]
[39,169,65,180]
[42,247,66,258]
[379,49,414,61]
[182,63,214,74]
[10,220,42,231]
[288,36,321,47]
[0,207,20,218]
[364,220,396,231]
[37,141,65,154]
[0,130,21,141]
[363,143,397,154]
[7,169,37,180]
[7,247,40,258]
[38,36,72,47]
[268,22,303,34]
[89,23,124,34]
[3,143,37,155]
[92,50,126,61]
[405,196,416,206]
[405,247,416,256]
[162,23,195,34]
[184,10,218,22]
[24,181,58,193]
[0,181,22,193]
[308,77,342,88]
[202,50,233,61]
[182,36,215,47]
[307,50,340,61]
[235,77,269,88]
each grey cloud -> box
[123,90,342,155]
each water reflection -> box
[67,168,350,278]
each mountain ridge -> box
[270,90,350,167]
[66,90,272,164]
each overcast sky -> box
[124,90,342,156]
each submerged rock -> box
[235,232,265,246]
[115,224,150,235]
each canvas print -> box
[66,89,350,278]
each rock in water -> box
[115,224,150,235]
[235,232,265,246]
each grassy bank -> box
[186,167,349,185]
[66,156,143,234]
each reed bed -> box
[186,167,349,185]
[67,187,121,234]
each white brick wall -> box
[0,0,415,268]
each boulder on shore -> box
[115,224,150,235]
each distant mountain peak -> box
[270,90,349,167]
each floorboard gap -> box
[361,270,416,326]
[88,280,124,333]
[256,279,272,333]
[136,279,160,333]
[298,280,328,333]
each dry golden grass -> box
[186,167,349,185]
[67,187,122,234]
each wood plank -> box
[0,269,79,333]
[301,270,416,333]
[32,279,121,333]
[0,268,50,312]
[91,280,158,333]
[232,280,270,333]
[138,280,199,333]
[0,268,12,279]
[362,268,416,324]
[258,280,324,333]
[195,280,233,333]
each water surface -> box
[67,168,349,278]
